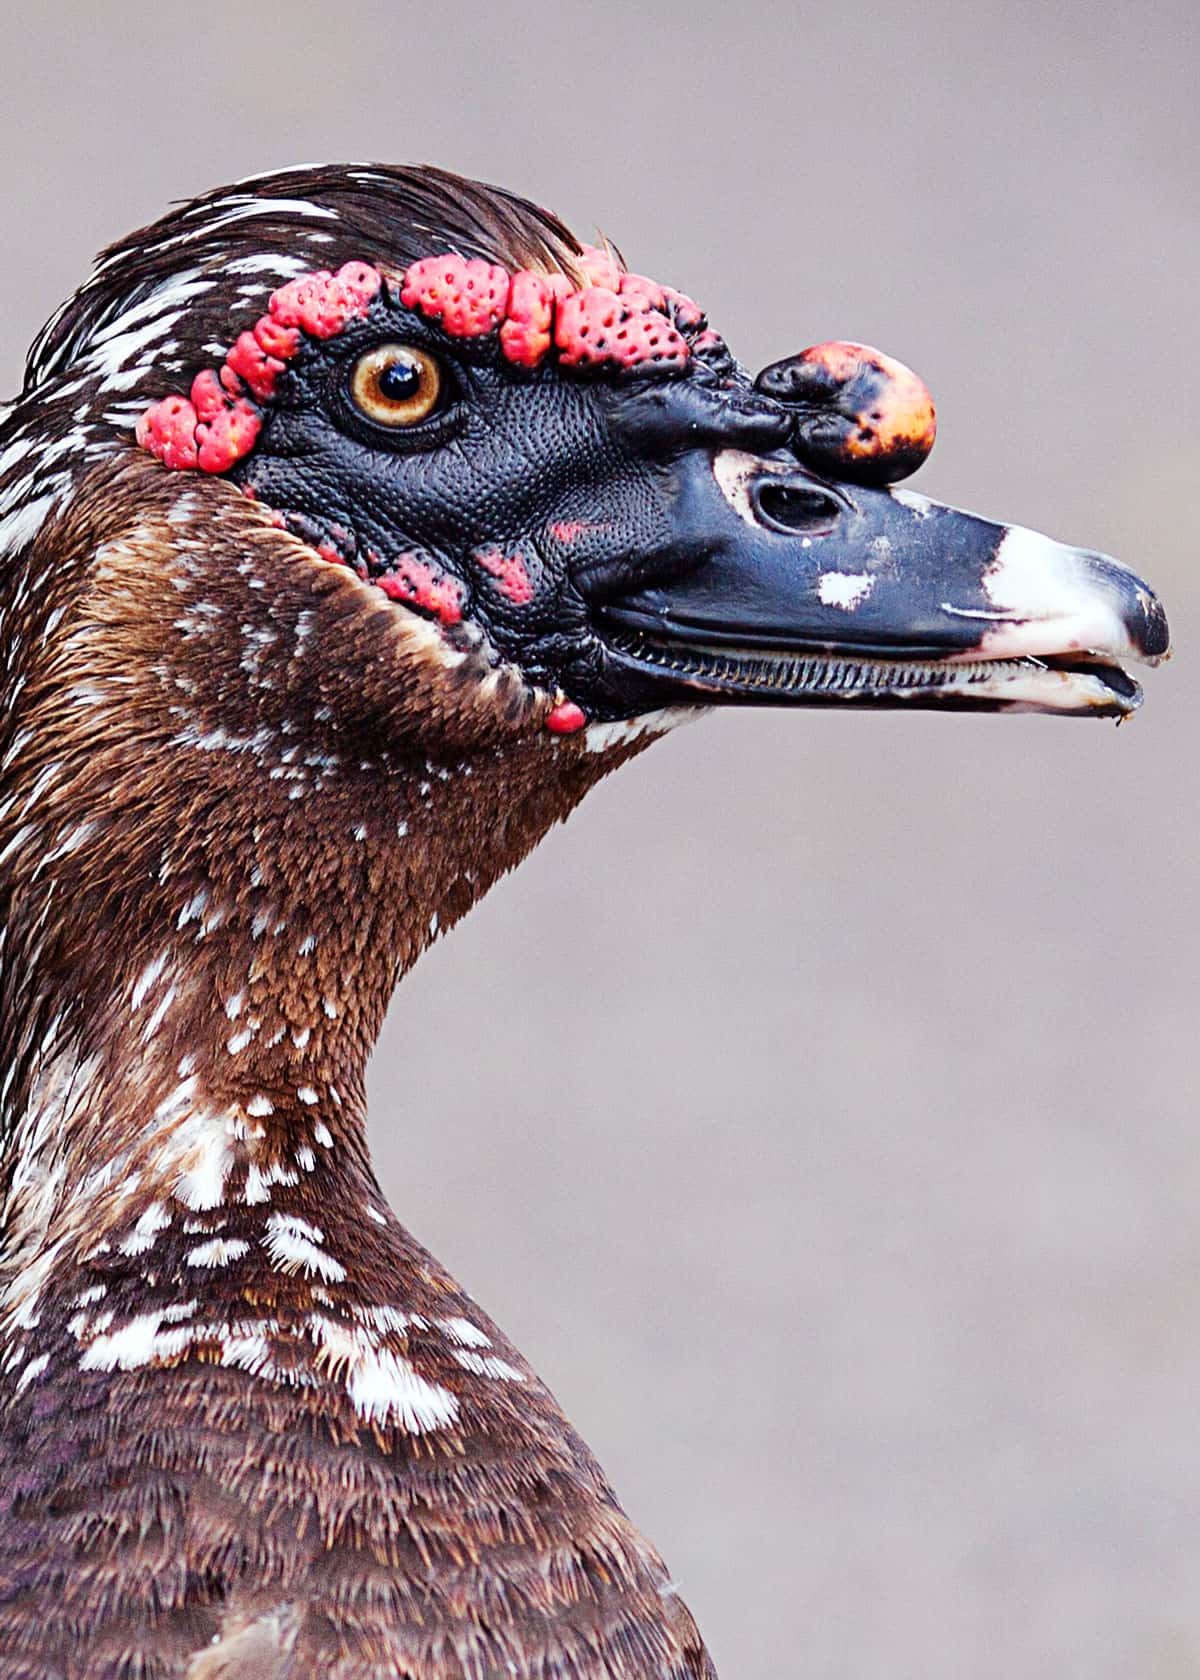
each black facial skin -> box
[231,291,1169,721]
[231,296,776,714]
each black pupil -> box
[377,356,423,402]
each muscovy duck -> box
[0,165,1169,1678]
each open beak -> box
[594,448,1169,718]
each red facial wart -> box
[476,549,534,606]
[371,553,465,626]
[403,249,700,375]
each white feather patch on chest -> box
[70,1296,462,1433]
[263,1212,346,1282]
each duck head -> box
[29,162,1161,760]
[0,163,1172,1087]
[0,163,1173,1063]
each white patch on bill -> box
[817,571,875,610]
[972,524,1132,661]
[712,447,797,528]
[889,487,934,518]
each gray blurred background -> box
[3,1,1197,1671]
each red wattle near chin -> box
[545,701,587,734]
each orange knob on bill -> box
[755,340,937,485]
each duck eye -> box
[349,344,443,426]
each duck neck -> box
[0,735,609,1347]
[0,463,651,1375]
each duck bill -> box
[595,450,1170,718]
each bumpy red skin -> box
[136,247,706,479]
[554,288,689,372]
[661,286,705,333]
[399,249,697,374]
[399,257,510,338]
[136,262,383,472]
[224,331,287,401]
[272,261,381,336]
[135,394,203,470]
[498,272,557,368]
[576,246,624,291]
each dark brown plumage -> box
[0,462,703,1676]
[0,172,706,1680]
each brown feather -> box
[0,439,708,1678]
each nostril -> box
[753,480,840,535]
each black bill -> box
[593,449,1169,718]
